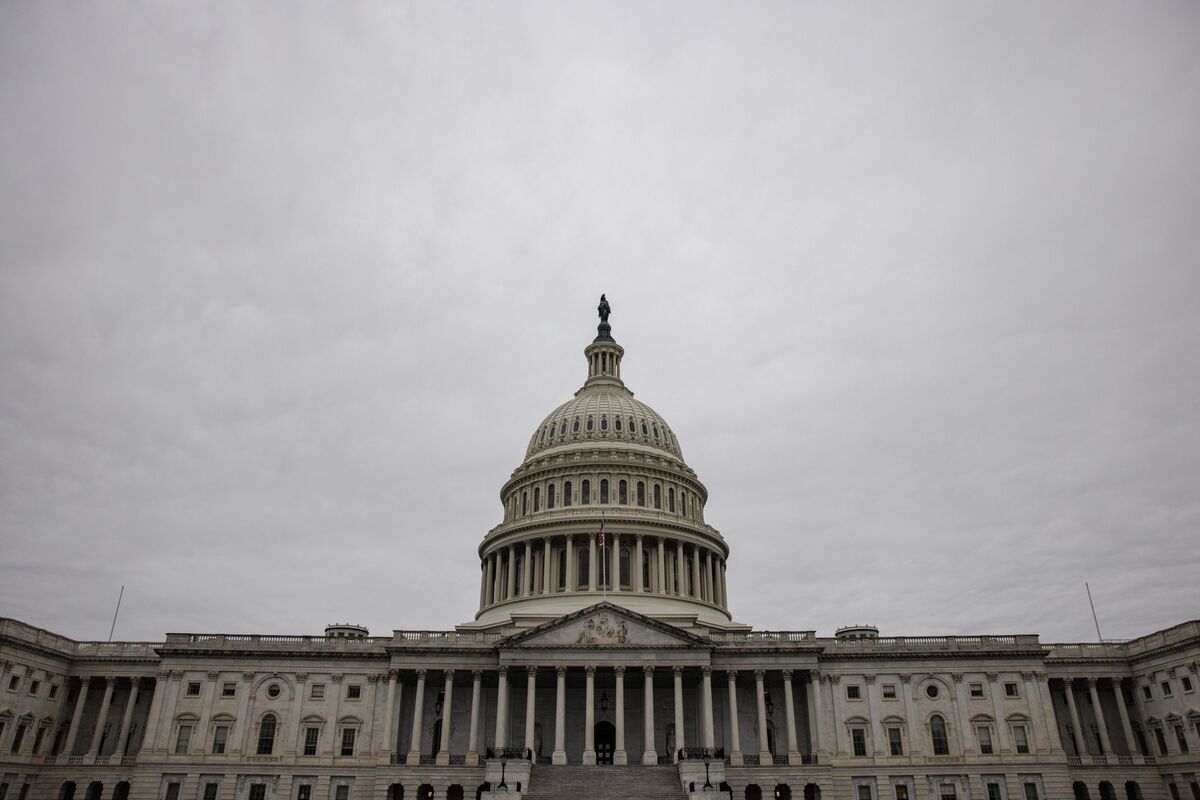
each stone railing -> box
[827,634,1042,652]
[485,506,723,542]
[394,631,504,644]
[708,630,817,643]
[165,633,392,651]
[1047,620,1199,660]
[0,618,162,659]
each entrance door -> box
[594,721,616,765]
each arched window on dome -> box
[640,420,648,436]
[547,484,556,510]
[539,429,545,444]
[586,416,594,432]
[930,714,950,755]
[636,481,645,507]
[582,480,590,504]
[577,548,589,589]
[668,487,675,513]
[600,415,608,431]
[653,484,662,509]
[653,424,660,440]
[680,491,687,517]
[619,547,631,589]
[522,492,528,516]
[615,417,622,432]
[618,480,628,505]
[629,417,636,434]
[559,420,566,436]
[572,417,580,433]
[533,487,541,512]
[600,479,609,504]
[563,481,572,507]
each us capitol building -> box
[2,300,1198,800]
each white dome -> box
[524,387,684,462]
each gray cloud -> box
[2,2,1198,643]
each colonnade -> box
[1053,675,1195,760]
[479,534,728,609]
[44,676,154,761]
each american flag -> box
[598,519,606,549]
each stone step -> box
[524,765,684,799]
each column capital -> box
[241,672,255,682]
[810,669,821,681]
[556,666,568,677]
[525,666,538,677]
[1167,667,1176,677]
[585,665,596,677]
[497,666,508,678]
[155,671,170,681]
[104,675,119,686]
[415,669,427,679]
[331,673,344,683]
[207,671,221,681]
[643,666,654,677]
[296,672,310,684]
[985,672,998,682]
[827,674,840,685]
[443,669,455,681]
[472,669,483,680]
[701,666,712,677]
[673,666,684,676]
[782,669,793,680]
[951,672,964,683]
[388,669,400,680]
[1084,677,1098,689]
[899,673,911,684]
[754,669,766,680]
[726,670,739,683]
[615,665,625,676]
[1022,671,1041,682]
[171,670,187,679]
[864,673,875,684]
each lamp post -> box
[703,751,713,790]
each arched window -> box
[653,484,662,509]
[641,421,648,436]
[746,786,763,800]
[1073,784,1091,800]
[539,429,545,443]
[559,420,566,436]
[628,417,636,434]
[637,481,646,507]
[619,480,628,504]
[1125,782,1143,800]
[547,484,556,509]
[586,416,594,432]
[600,479,609,504]
[257,714,277,755]
[615,417,622,431]
[60,784,76,800]
[930,715,949,755]
[582,480,590,504]
[533,487,541,512]
[681,491,687,516]
[668,488,675,512]
[522,492,528,515]
[653,424,660,439]
[619,547,631,589]
[1099,782,1116,800]
[563,481,572,507]
[572,418,580,433]
[776,785,792,800]
[577,548,590,588]
[601,415,608,431]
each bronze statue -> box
[598,294,611,323]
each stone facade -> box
[2,315,1197,800]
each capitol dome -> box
[466,299,736,630]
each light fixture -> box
[599,691,609,713]
[764,690,774,717]
[435,690,445,715]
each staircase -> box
[523,765,685,800]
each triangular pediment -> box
[499,602,711,649]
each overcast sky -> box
[2,3,1198,645]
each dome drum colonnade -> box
[473,316,732,626]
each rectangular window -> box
[248,786,266,800]
[1004,683,1019,698]
[175,724,193,754]
[166,784,181,800]
[335,788,349,800]
[340,728,356,756]
[888,727,903,756]
[304,727,319,756]
[1143,685,1153,700]
[1169,786,1181,800]
[1023,784,1039,800]
[10,725,26,753]
[32,727,46,754]
[0,785,8,800]
[970,683,984,698]
[49,684,58,700]
[847,685,861,700]
[1162,681,1173,697]
[941,786,958,800]
[28,680,40,696]
[1175,725,1189,753]
[1183,676,1194,692]
[1155,727,1169,755]
[987,784,1003,800]
[203,786,218,800]
[852,728,867,756]
[895,787,909,800]
[857,787,872,800]
[212,725,228,754]
[16,786,26,800]
[1013,725,1030,754]
[7,676,19,691]
[882,684,896,700]
[222,683,236,697]
[186,682,201,697]
[346,685,361,700]
[311,684,325,700]
[978,725,994,754]
[297,788,311,800]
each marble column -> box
[479,561,488,607]
[783,669,800,763]
[675,541,686,596]
[986,673,1011,753]
[755,670,770,762]
[690,547,701,599]
[673,667,685,761]
[114,679,141,757]
[495,667,510,749]
[467,670,482,765]
[727,671,743,764]
[642,667,658,765]
[523,541,533,597]
[657,538,666,594]
[1113,679,1137,757]
[614,666,627,764]
[565,536,575,592]
[701,667,715,748]
[583,666,596,764]
[808,671,824,757]
[610,532,621,591]
[589,535,598,591]
[435,670,454,765]
[382,670,398,756]
[524,668,537,755]
[139,673,169,754]
[1087,678,1113,757]
[88,676,117,756]
[1028,671,1063,752]
[406,670,427,765]
[492,553,503,604]
[1063,678,1087,756]
[635,535,645,593]
[543,538,552,595]
[705,550,714,602]
[553,667,567,765]
[506,546,517,599]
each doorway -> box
[594,721,616,765]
